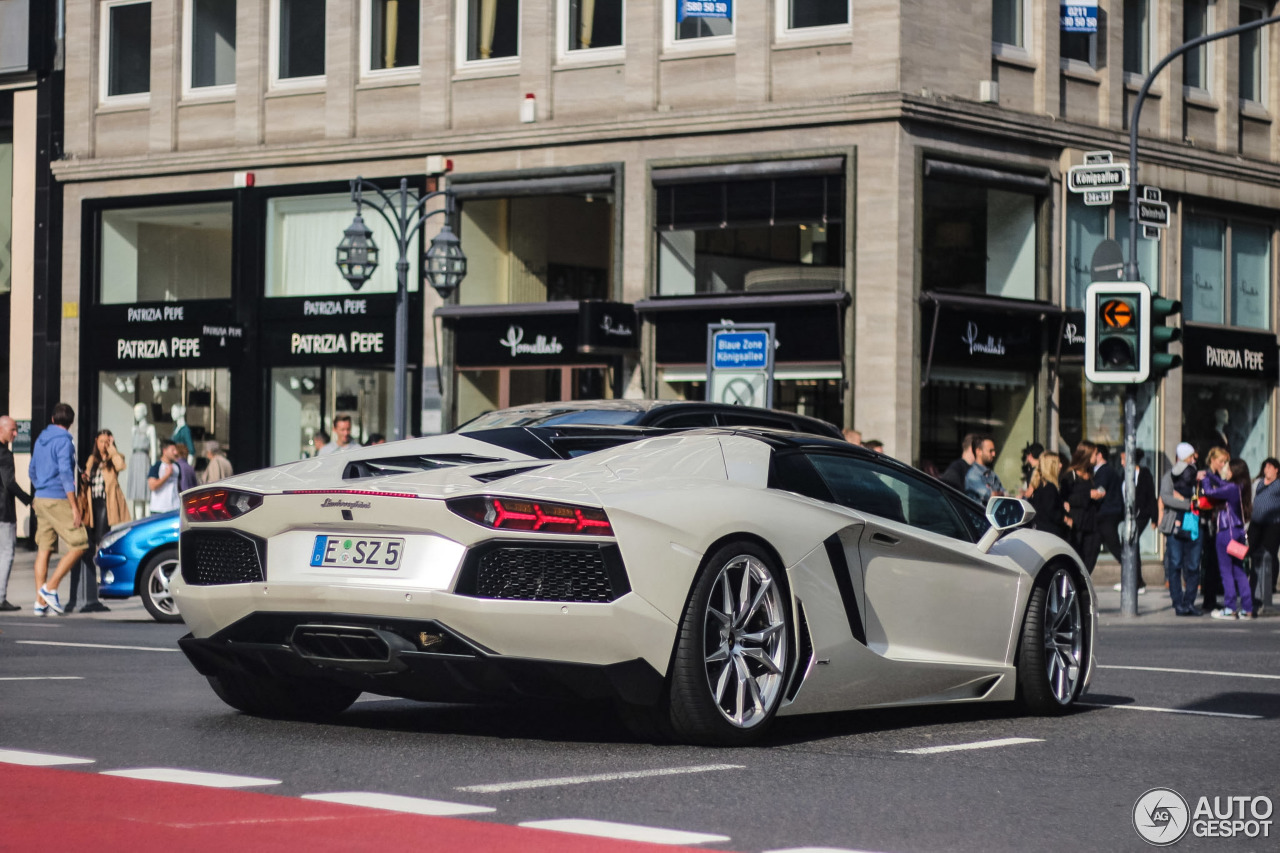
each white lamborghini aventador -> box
[173,426,1095,745]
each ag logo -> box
[1133,788,1190,845]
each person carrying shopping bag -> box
[1199,447,1254,620]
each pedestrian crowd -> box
[936,431,1278,620]
[0,403,236,615]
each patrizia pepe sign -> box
[1182,325,1279,379]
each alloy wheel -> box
[1042,568,1083,704]
[702,554,788,728]
[149,558,180,616]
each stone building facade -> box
[29,0,1280,524]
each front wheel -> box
[1017,565,1087,714]
[139,548,182,623]
[664,541,791,745]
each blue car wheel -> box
[139,547,181,623]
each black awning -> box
[637,290,850,314]
[641,292,849,364]
[450,173,615,200]
[652,157,846,185]
[923,160,1052,194]
[437,301,638,364]
[919,291,1060,386]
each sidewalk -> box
[1,546,149,621]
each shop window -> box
[1060,5,1098,70]
[780,0,849,33]
[922,180,1038,301]
[270,367,394,464]
[1184,374,1273,474]
[668,0,733,46]
[655,174,844,296]
[1182,214,1271,330]
[365,0,420,73]
[458,194,612,305]
[992,0,1026,51]
[1064,196,1161,308]
[919,368,1036,492]
[462,0,518,62]
[99,368,231,503]
[561,0,623,58]
[1183,0,1210,91]
[187,0,236,92]
[1239,1,1268,104]
[266,194,419,298]
[272,0,325,82]
[102,1,151,101]
[99,203,233,304]
[1122,0,1150,75]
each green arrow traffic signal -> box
[1149,296,1182,379]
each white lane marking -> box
[0,676,83,681]
[302,792,495,816]
[518,819,730,846]
[101,768,281,787]
[0,621,61,628]
[458,763,744,794]
[766,848,888,853]
[897,737,1043,755]
[1099,664,1280,681]
[0,749,95,766]
[1078,702,1263,720]
[16,640,180,653]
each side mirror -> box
[976,497,1037,553]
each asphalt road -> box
[1,590,1277,853]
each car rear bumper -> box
[178,612,664,706]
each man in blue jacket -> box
[28,403,88,615]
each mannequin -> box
[1212,408,1231,452]
[127,403,157,518]
[171,404,194,466]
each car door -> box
[804,452,1022,667]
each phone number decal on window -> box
[679,0,731,20]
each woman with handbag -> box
[1199,448,1254,620]
[78,429,132,613]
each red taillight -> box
[448,496,613,536]
[184,489,263,522]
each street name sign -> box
[1067,163,1130,193]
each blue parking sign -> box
[677,0,732,23]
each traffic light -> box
[1085,282,1149,383]
[1148,296,1182,380]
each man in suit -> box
[0,416,33,610]
[1092,443,1126,571]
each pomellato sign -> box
[498,326,564,357]
[923,305,1043,373]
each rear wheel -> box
[664,541,791,745]
[207,669,360,720]
[1017,565,1086,714]
[139,548,182,623]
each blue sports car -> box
[94,510,181,622]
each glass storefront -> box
[454,365,613,425]
[270,366,395,463]
[1183,375,1273,474]
[922,179,1039,301]
[1064,195,1161,307]
[100,202,233,303]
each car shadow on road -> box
[1079,690,1280,720]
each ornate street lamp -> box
[334,177,465,440]
[424,222,467,300]
[335,213,380,290]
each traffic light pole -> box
[1120,13,1280,617]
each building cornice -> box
[50,92,1280,189]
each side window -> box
[807,453,970,541]
[768,451,834,503]
[949,497,990,543]
[650,412,717,428]
[717,411,791,430]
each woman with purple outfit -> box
[1199,448,1254,620]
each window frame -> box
[1122,0,1154,82]
[1182,0,1212,96]
[1180,209,1276,332]
[1238,0,1270,107]
[663,0,735,53]
[774,0,852,43]
[455,0,522,70]
[182,0,237,100]
[360,0,421,79]
[269,0,327,90]
[991,0,1031,60]
[556,0,625,64]
[99,0,152,107]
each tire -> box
[663,541,791,746]
[1017,564,1087,714]
[139,548,183,623]
[207,669,360,720]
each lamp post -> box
[1117,13,1280,617]
[335,177,466,442]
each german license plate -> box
[310,535,404,570]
